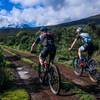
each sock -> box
[79,56,82,60]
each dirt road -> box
[3,47,100,100]
[4,49,79,100]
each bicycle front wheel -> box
[38,63,46,84]
[48,63,61,95]
[73,57,83,76]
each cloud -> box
[0,0,100,28]
[10,0,66,9]
[0,6,71,28]
[43,0,66,10]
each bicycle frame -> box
[43,56,54,70]
[38,56,61,95]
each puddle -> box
[18,70,30,79]
[17,67,23,71]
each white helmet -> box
[76,27,82,33]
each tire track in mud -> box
[3,48,79,100]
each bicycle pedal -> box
[80,62,86,67]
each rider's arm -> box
[70,38,78,49]
[69,34,80,50]
[31,42,36,51]
[31,37,40,51]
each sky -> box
[0,0,100,28]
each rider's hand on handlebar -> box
[31,45,36,53]
[31,50,34,53]
[68,48,72,51]
[31,49,37,54]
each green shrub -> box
[0,48,14,91]
[79,94,96,100]
[0,88,29,100]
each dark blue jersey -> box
[35,32,55,46]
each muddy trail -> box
[3,49,79,100]
[3,47,100,100]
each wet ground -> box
[3,48,100,100]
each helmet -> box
[40,26,48,32]
[76,27,82,33]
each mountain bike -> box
[38,57,61,95]
[73,54,99,82]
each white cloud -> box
[0,8,24,28]
[0,0,100,28]
[10,0,67,10]
[0,6,71,28]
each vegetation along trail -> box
[2,46,100,100]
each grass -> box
[56,55,73,69]
[74,89,96,100]
[6,61,12,65]
[0,59,29,100]
[31,62,38,71]
[2,45,32,56]
[3,48,16,56]
[0,58,15,89]
[20,57,38,72]
[5,61,13,68]
[2,45,40,71]
[79,94,96,100]
[57,59,73,68]
[21,58,33,64]
[61,80,96,100]
[0,88,29,100]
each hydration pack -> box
[39,32,55,46]
[44,33,55,46]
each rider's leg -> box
[39,55,44,66]
[87,43,96,71]
[78,46,85,60]
[39,47,48,66]
[87,42,94,59]
[78,46,86,76]
[78,48,81,59]
[49,46,56,63]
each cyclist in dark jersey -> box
[69,27,94,62]
[31,26,56,66]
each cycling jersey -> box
[79,33,92,43]
[35,32,55,46]
[79,33,94,57]
[35,32,56,61]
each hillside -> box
[0,28,38,37]
[0,14,100,36]
[59,14,100,26]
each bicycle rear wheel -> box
[73,57,83,76]
[48,63,61,95]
